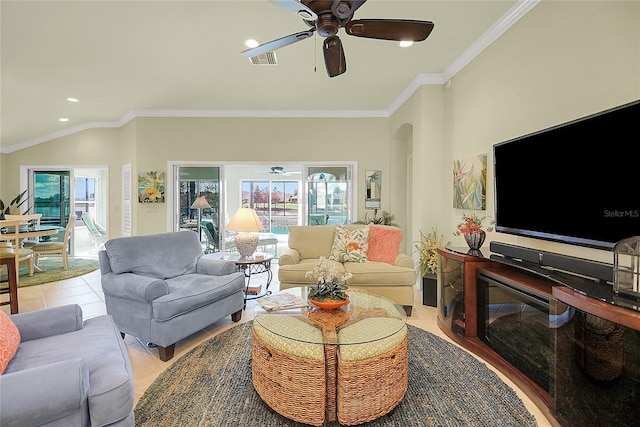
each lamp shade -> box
[190,196,211,210]
[227,208,265,232]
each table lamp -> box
[190,196,211,238]
[226,208,264,259]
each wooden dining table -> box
[0,252,18,313]
[0,224,61,242]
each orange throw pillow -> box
[367,225,403,265]
[0,310,21,374]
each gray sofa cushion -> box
[105,231,202,279]
[153,273,246,321]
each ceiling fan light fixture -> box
[399,40,413,47]
[245,39,260,48]
[297,10,314,20]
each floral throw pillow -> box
[329,225,369,263]
[0,311,21,374]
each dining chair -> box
[4,213,42,248]
[0,219,35,284]
[31,214,75,270]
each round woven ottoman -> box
[252,316,326,426]
[336,317,409,425]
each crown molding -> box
[0,0,539,155]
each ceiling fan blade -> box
[269,0,317,21]
[323,36,346,78]
[241,30,315,57]
[331,0,367,19]
[345,19,435,42]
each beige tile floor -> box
[3,258,554,427]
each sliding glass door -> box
[306,166,352,226]
[176,167,220,251]
[240,179,299,232]
[169,162,355,256]
[32,171,72,226]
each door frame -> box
[19,165,109,256]
[167,160,358,239]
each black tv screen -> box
[493,99,640,250]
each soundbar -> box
[490,241,614,284]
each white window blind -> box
[122,164,131,236]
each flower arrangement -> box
[415,228,447,277]
[305,256,352,301]
[454,213,495,236]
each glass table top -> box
[254,286,407,346]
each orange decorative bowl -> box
[309,298,350,310]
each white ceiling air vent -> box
[249,51,278,65]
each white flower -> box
[305,256,352,285]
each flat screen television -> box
[493,99,640,251]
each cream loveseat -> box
[278,224,416,315]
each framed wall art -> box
[453,154,486,210]
[138,171,165,203]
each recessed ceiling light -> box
[245,39,259,48]
[59,117,69,122]
[399,41,413,48]
[66,97,79,102]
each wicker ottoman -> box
[337,317,409,425]
[252,316,326,426]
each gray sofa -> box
[0,304,135,427]
[99,231,245,361]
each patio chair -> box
[81,212,108,248]
[201,222,218,254]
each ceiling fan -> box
[251,166,302,176]
[241,0,435,78]
[270,166,302,175]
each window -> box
[241,180,299,233]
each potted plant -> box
[415,228,447,306]
[305,256,352,309]
[0,190,30,220]
[454,212,495,250]
[354,209,398,226]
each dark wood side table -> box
[0,252,19,314]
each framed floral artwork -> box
[138,171,165,203]
[453,154,486,209]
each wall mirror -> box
[365,170,381,210]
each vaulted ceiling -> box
[1,0,534,153]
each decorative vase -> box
[309,298,350,310]
[464,230,486,250]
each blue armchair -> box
[0,304,135,426]
[99,231,245,361]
